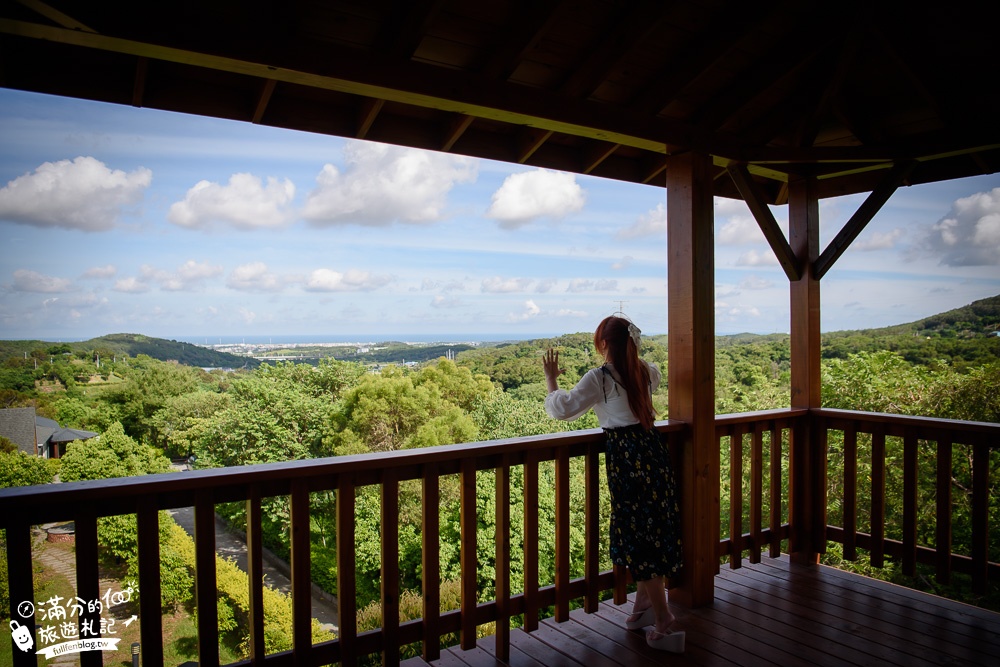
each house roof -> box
[48,427,98,444]
[1,1,996,204]
[0,407,37,455]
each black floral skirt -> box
[604,424,682,581]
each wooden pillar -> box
[666,151,718,608]
[788,175,825,564]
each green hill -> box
[822,294,1000,368]
[0,333,259,370]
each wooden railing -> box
[5,410,995,666]
[815,408,1000,592]
[0,423,685,667]
[716,409,805,565]
[719,408,1000,594]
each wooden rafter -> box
[132,56,147,108]
[556,0,667,100]
[478,0,570,81]
[794,31,861,148]
[356,98,384,139]
[631,3,768,117]
[15,0,94,32]
[441,114,474,152]
[382,0,447,59]
[517,128,553,164]
[252,78,276,124]
[696,29,836,133]
[582,142,619,175]
[814,160,918,279]
[0,18,702,156]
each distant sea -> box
[175,333,560,346]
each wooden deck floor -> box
[403,556,1000,667]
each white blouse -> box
[545,362,660,428]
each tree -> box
[60,422,170,482]
[101,356,201,444]
[151,390,231,458]
[193,364,334,467]
[0,450,54,488]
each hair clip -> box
[628,322,641,347]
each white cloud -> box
[140,260,222,291]
[716,283,741,299]
[735,249,778,266]
[227,262,284,292]
[113,277,149,293]
[717,213,764,245]
[168,172,295,230]
[854,228,903,251]
[715,301,762,324]
[611,256,634,270]
[508,300,541,321]
[302,141,476,226]
[567,278,618,292]
[914,187,1000,265]
[555,308,588,317]
[536,278,558,293]
[618,203,665,239]
[304,268,391,292]
[0,156,150,231]
[739,276,774,290]
[422,279,467,293]
[42,293,104,309]
[482,277,532,293]
[11,269,73,293]
[431,295,463,308]
[82,265,117,279]
[487,169,585,228]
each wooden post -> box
[666,151,717,608]
[788,175,824,565]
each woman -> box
[542,315,683,652]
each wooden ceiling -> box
[2,0,998,203]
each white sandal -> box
[647,628,685,653]
[625,606,655,630]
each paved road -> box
[166,506,339,632]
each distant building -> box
[0,407,97,458]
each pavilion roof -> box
[1,1,997,203]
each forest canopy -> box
[1,294,997,647]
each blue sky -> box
[1,88,998,342]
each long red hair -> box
[594,316,655,430]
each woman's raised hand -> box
[543,348,564,391]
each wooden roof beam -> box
[356,98,384,139]
[441,114,474,152]
[793,31,861,148]
[631,4,768,116]
[252,78,276,124]
[478,0,569,81]
[517,128,553,164]
[581,142,619,175]
[15,0,94,32]
[0,17,705,156]
[556,0,669,100]
[132,56,147,108]
[641,156,668,185]
[695,31,835,133]
[727,163,801,282]
[813,160,917,279]
[381,0,448,59]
